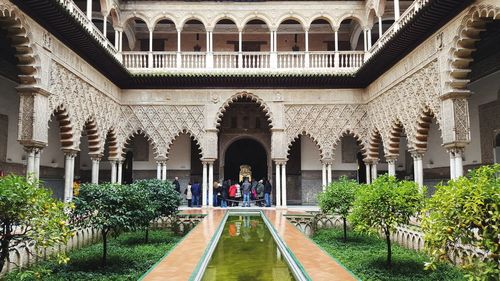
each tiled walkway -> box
[141,208,357,281]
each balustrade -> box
[181,52,206,69]
[277,52,305,69]
[213,52,238,69]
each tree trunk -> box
[0,222,11,272]
[343,217,347,242]
[101,229,108,267]
[385,229,392,269]
[145,228,149,243]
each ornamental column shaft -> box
[177,29,182,68]
[327,163,332,185]
[394,0,400,21]
[454,149,464,178]
[371,161,378,180]
[208,162,214,207]
[321,162,327,190]
[64,152,76,202]
[110,160,117,183]
[156,162,162,180]
[378,16,383,39]
[162,162,167,181]
[86,0,92,21]
[117,160,123,184]
[365,163,371,184]
[26,148,35,177]
[305,30,309,68]
[275,162,281,208]
[91,156,101,184]
[202,162,208,207]
[387,158,396,177]
[34,149,40,179]
[281,163,287,208]
[103,15,107,39]
[449,150,456,179]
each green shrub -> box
[349,175,425,268]
[421,164,500,281]
[318,176,358,241]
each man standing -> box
[172,176,181,193]
[191,181,201,207]
[242,177,251,207]
[264,178,272,207]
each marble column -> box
[162,162,167,181]
[86,0,92,20]
[208,161,214,207]
[275,162,281,208]
[365,161,371,184]
[394,0,400,21]
[91,155,101,184]
[156,161,162,180]
[454,148,464,178]
[321,162,327,190]
[110,160,117,183]
[449,149,456,179]
[117,160,123,184]
[327,162,332,185]
[25,147,35,178]
[34,148,41,180]
[411,151,424,186]
[387,156,397,177]
[202,161,208,207]
[281,162,287,208]
[64,151,77,202]
[371,161,378,180]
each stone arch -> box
[336,13,365,30]
[333,128,368,159]
[413,107,439,151]
[211,14,239,30]
[447,5,500,95]
[121,13,151,30]
[166,129,204,158]
[0,3,40,86]
[108,7,120,27]
[51,105,75,150]
[103,128,119,159]
[307,14,336,30]
[240,14,273,31]
[386,119,405,157]
[221,134,271,163]
[286,131,324,159]
[82,116,101,155]
[121,129,161,159]
[367,128,383,160]
[214,91,274,129]
[275,14,308,31]
[179,15,209,31]
[151,13,179,29]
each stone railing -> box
[122,51,365,73]
[0,213,205,276]
[369,0,430,56]
[285,212,487,266]
[56,0,118,56]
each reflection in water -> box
[202,215,296,281]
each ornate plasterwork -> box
[284,104,369,159]
[118,105,205,158]
[48,62,121,153]
[367,60,442,155]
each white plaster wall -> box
[332,139,358,171]
[167,134,191,170]
[422,121,449,168]
[0,76,24,165]
[300,135,321,170]
[132,142,156,170]
[40,117,64,168]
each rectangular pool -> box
[194,211,309,281]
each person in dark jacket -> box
[264,178,272,207]
[172,177,181,193]
[221,179,229,208]
[191,181,201,207]
[242,178,251,207]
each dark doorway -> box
[224,138,267,182]
[356,152,367,184]
[123,150,133,184]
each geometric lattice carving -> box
[118,105,205,158]
[368,60,442,155]
[48,62,121,153]
[284,104,368,159]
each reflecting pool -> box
[201,215,296,281]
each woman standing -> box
[185,182,193,207]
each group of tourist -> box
[182,177,273,208]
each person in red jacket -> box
[228,180,237,207]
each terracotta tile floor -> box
[141,208,357,281]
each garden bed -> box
[3,230,181,281]
[313,228,465,281]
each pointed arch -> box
[286,131,324,158]
[413,107,439,151]
[166,129,204,158]
[0,4,40,86]
[214,91,274,130]
[367,128,383,160]
[51,105,75,150]
[121,129,161,159]
[333,128,368,159]
[104,127,119,159]
[386,120,405,157]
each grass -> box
[313,228,465,281]
[3,230,181,281]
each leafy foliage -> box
[132,179,181,242]
[0,174,71,271]
[3,230,181,281]
[313,228,465,281]
[349,175,425,268]
[421,164,500,281]
[318,176,358,241]
[72,183,150,266]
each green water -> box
[201,215,296,281]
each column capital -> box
[321,158,334,165]
[409,149,425,159]
[62,149,79,157]
[89,154,103,161]
[385,154,398,162]
[273,159,288,165]
[201,158,216,165]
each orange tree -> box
[0,175,71,271]
[422,164,500,280]
[349,175,425,269]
